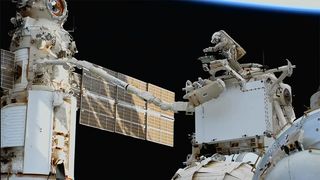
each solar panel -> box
[146,83,175,146]
[80,92,116,132]
[117,73,147,108]
[1,49,15,90]
[82,69,117,99]
[146,115,174,146]
[147,83,175,117]
[78,63,175,146]
[115,104,146,139]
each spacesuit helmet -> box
[211,32,221,44]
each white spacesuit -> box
[203,30,243,73]
[203,31,236,61]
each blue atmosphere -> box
[191,0,320,15]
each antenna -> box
[262,49,265,71]
[67,16,76,33]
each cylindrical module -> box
[310,88,320,110]
[266,150,320,180]
[1,90,77,179]
[1,0,77,179]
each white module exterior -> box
[1,105,27,147]
[172,155,254,180]
[67,95,77,177]
[265,150,320,180]
[195,80,272,143]
[14,48,29,92]
[23,90,54,174]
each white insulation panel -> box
[68,96,77,178]
[23,90,54,174]
[195,80,271,143]
[1,105,27,147]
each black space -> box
[1,1,319,179]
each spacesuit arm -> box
[212,39,228,52]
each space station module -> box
[1,1,319,180]
[172,30,320,180]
